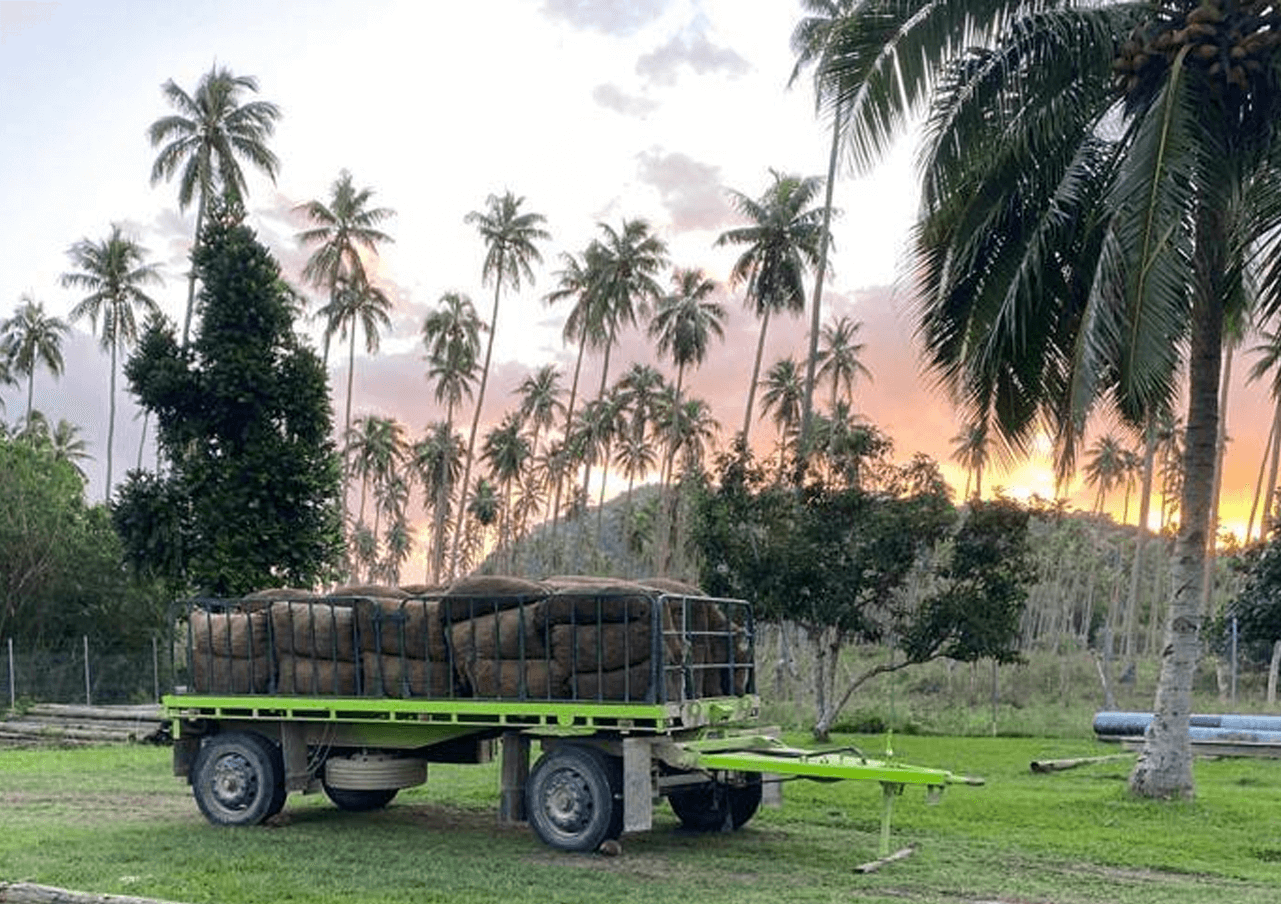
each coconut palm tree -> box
[788,0,858,451]
[296,169,395,365]
[822,0,1281,797]
[516,363,565,462]
[60,225,162,499]
[586,220,669,400]
[817,315,872,411]
[1,296,69,427]
[760,356,805,471]
[950,421,989,501]
[46,418,92,481]
[319,271,393,521]
[481,412,531,567]
[1084,434,1129,516]
[1248,328,1281,537]
[716,170,825,445]
[148,65,280,347]
[410,421,464,584]
[347,415,405,532]
[452,192,549,577]
[422,292,483,580]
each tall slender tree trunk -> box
[1202,343,1233,616]
[1264,395,1281,534]
[800,106,842,462]
[451,281,501,578]
[137,411,149,471]
[341,327,357,531]
[741,308,773,444]
[181,191,208,350]
[105,340,118,502]
[1129,234,1225,800]
[549,335,586,549]
[1246,405,1277,542]
[1124,420,1157,664]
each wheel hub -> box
[544,768,592,833]
[210,753,257,810]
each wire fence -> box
[2,636,171,707]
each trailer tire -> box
[526,744,623,852]
[668,773,762,831]
[191,731,286,826]
[322,784,399,812]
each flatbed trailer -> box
[164,580,978,855]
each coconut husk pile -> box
[357,595,452,697]
[271,598,359,695]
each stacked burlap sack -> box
[268,589,360,695]
[189,603,273,693]
[352,585,453,697]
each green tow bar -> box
[684,734,983,859]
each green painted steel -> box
[690,743,980,786]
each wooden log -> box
[1029,753,1135,773]
[26,704,163,721]
[0,880,188,904]
[854,844,917,874]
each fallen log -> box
[1029,753,1134,773]
[0,881,187,904]
[26,704,162,722]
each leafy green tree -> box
[451,192,549,577]
[61,225,162,499]
[148,65,280,348]
[716,170,825,444]
[124,199,342,595]
[695,445,957,739]
[823,0,1281,798]
[1,295,69,426]
[0,433,154,645]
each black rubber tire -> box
[191,731,287,826]
[668,773,762,831]
[525,744,623,852]
[322,783,399,812]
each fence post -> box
[83,635,91,706]
[153,635,160,702]
[7,637,13,710]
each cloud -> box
[635,149,731,232]
[636,28,750,87]
[592,83,659,118]
[541,0,670,36]
[0,1,56,46]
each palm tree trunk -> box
[342,327,357,531]
[549,335,587,547]
[1202,343,1234,615]
[800,105,841,461]
[1124,421,1157,663]
[1265,394,1281,534]
[105,340,118,502]
[1246,405,1276,542]
[137,411,149,471]
[181,191,208,350]
[1129,246,1224,800]
[451,281,501,578]
[25,372,34,428]
[741,307,773,445]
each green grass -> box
[3,736,1281,904]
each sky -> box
[0,0,1275,539]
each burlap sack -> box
[538,582,657,629]
[361,653,455,698]
[357,598,447,660]
[638,576,704,597]
[566,660,684,703]
[191,653,271,694]
[277,654,359,695]
[242,588,316,601]
[328,583,410,600]
[441,575,550,623]
[398,583,443,596]
[449,605,547,661]
[550,620,652,672]
[463,658,567,699]
[271,601,358,661]
[191,610,269,661]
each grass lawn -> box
[3,734,1280,903]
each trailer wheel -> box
[668,773,762,831]
[526,744,623,852]
[322,784,399,812]
[191,732,286,826]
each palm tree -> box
[421,292,483,580]
[823,0,1281,797]
[148,65,280,347]
[347,415,405,531]
[586,220,669,400]
[320,271,393,522]
[760,356,805,470]
[1084,434,1129,516]
[950,421,989,501]
[410,421,464,584]
[1248,328,1281,537]
[716,170,825,446]
[296,169,395,365]
[451,192,549,577]
[0,295,69,427]
[817,315,872,411]
[481,412,531,568]
[516,363,566,462]
[47,418,92,481]
[60,225,162,499]
[788,0,858,451]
